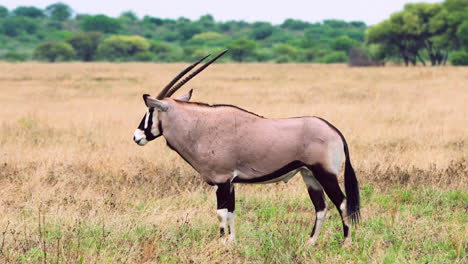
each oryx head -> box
[133,50,228,146]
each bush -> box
[255,49,273,62]
[0,6,9,18]
[0,17,38,37]
[251,22,274,40]
[96,35,150,61]
[1,51,29,62]
[302,48,328,62]
[149,41,176,62]
[319,51,348,63]
[134,51,155,61]
[330,36,359,52]
[12,6,45,18]
[228,38,257,62]
[273,43,298,60]
[67,32,102,61]
[275,55,293,63]
[450,51,468,65]
[34,41,75,62]
[80,15,121,33]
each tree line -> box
[366,0,468,66]
[0,0,467,65]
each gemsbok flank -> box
[133,50,360,246]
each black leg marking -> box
[307,187,326,237]
[308,165,349,239]
[216,182,235,237]
[216,182,235,212]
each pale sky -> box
[2,0,443,25]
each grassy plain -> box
[0,63,466,263]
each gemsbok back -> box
[133,50,360,246]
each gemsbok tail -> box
[342,136,360,224]
[316,117,361,224]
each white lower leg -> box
[340,200,352,244]
[227,211,236,242]
[216,209,228,236]
[309,209,327,245]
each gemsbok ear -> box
[143,94,168,112]
[175,89,193,102]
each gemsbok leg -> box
[215,182,236,242]
[301,168,328,245]
[309,165,351,245]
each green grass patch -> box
[2,185,466,263]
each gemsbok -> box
[133,50,360,245]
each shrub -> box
[34,41,75,62]
[134,51,155,62]
[96,35,150,61]
[319,51,348,63]
[1,51,29,62]
[275,55,293,63]
[67,32,102,61]
[450,51,468,65]
[251,22,274,40]
[330,36,359,52]
[0,17,38,37]
[273,43,298,60]
[79,15,121,33]
[228,38,257,62]
[150,41,176,62]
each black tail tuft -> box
[343,146,360,224]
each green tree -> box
[96,35,150,61]
[251,22,274,40]
[13,6,45,18]
[456,21,468,50]
[80,15,121,33]
[67,32,102,61]
[273,43,298,60]
[149,41,176,61]
[330,36,359,52]
[443,0,468,49]
[450,51,468,65]
[197,14,215,31]
[119,11,138,22]
[177,20,202,41]
[34,41,75,62]
[0,17,38,37]
[227,38,256,62]
[281,19,309,30]
[367,12,423,66]
[405,3,449,65]
[45,2,72,21]
[190,32,226,46]
[319,51,348,63]
[0,6,8,18]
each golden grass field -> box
[0,63,466,263]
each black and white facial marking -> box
[133,107,162,146]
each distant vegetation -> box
[0,0,467,65]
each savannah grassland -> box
[0,62,466,264]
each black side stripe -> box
[232,160,304,184]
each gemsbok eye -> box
[133,49,360,246]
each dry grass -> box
[0,63,466,263]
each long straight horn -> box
[156,54,210,99]
[165,49,228,98]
